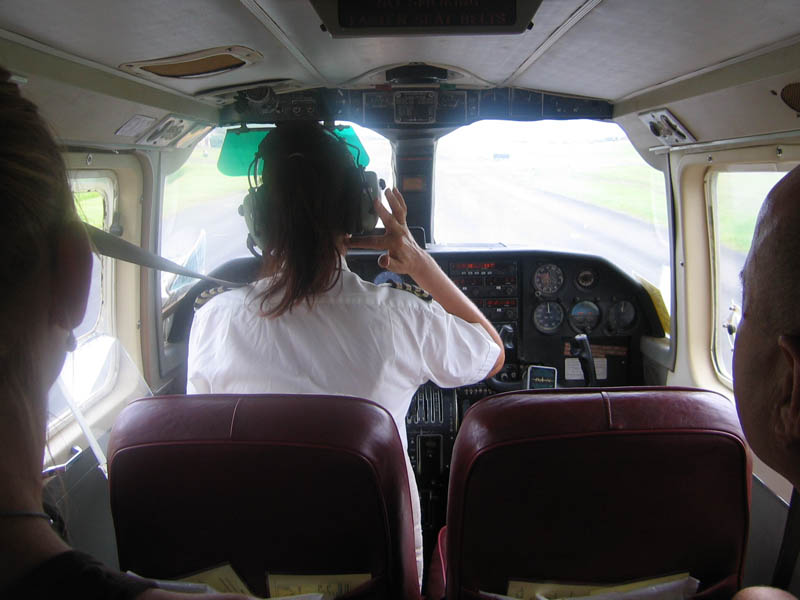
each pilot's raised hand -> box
[345,186,505,376]
[345,187,432,278]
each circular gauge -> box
[576,268,598,289]
[569,300,601,333]
[533,264,564,295]
[533,302,564,334]
[608,300,636,331]
[373,270,404,285]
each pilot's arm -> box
[347,187,505,376]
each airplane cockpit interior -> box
[1,0,800,598]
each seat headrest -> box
[108,394,420,599]
[446,387,751,600]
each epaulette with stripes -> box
[382,280,433,302]
[194,286,232,311]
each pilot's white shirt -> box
[187,259,500,585]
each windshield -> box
[434,120,671,305]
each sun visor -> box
[217,126,370,177]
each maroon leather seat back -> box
[108,394,419,599]
[445,387,751,600]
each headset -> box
[239,123,380,254]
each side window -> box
[47,172,117,430]
[73,189,104,336]
[709,169,787,380]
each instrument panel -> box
[228,86,612,128]
[347,248,664,392]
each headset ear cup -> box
[242,186,269,250]
[341,166,361,235]
[360,170,379,233]
[345,167,377,235]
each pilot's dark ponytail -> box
[255,121,358,317]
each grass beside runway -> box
[164,147,249,218]
[715,172,783,254]
[74,191,104,228]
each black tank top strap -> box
[2,550,158,600]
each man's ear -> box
[51,220,92,330]
[776,335,800,443]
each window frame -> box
[70,170,118,340]
[705,161,797,386]
[47,171,119,435]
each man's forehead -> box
[765,166,800,220]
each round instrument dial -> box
[608,300,636,331]
[576,268,597,289]
[569,300,601,333]
[533,302,564,334]
[533,264,564,295]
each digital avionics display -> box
[311,1,543,40]
[338,0,517,29]
[486,299,517,307]
[452,262,496,270]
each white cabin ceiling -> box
[0,0,310,95]
[249,0,586,87]
[0,0,799,103]
[513,0,800,100]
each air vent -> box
[639,108,696,146]
[780,83,800,113]
[120,46,262,80]
[386,64,448,84]
[136,115,197,147]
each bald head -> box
[758,165,800,225]
[734,164,800,487]
[746,165,800,337]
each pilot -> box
[187,120,505,584]
[0,67,253,599]
[733,165,800,600]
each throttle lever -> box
[497,324,515,351]
[486,324,522,392]
[570,333,597,387]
